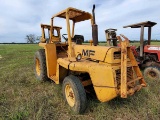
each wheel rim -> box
[36,58,41,76]
[65,84,75,107]
[147,70,157,79]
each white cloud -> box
[0,0,160,42]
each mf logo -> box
[82,49,95,57]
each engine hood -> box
[144,45,160,52]
[74,45,121,62]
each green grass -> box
[0,44,160,120]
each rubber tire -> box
[62,75,87,114]
[144,66,160,80]
[34,49,48,81]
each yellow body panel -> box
[57,58,118,102]
[39,43,57,77]
[74,45,121,63]
[74,45,129,64]
[104,47,121,63]
[74,45,109,61]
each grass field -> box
[0,44,160,120]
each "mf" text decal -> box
[82,49,95,57]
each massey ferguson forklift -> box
[34,5,146,113]
[123,21,160,80]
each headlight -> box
[76,54,82,61]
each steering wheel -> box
[62,34,68,41]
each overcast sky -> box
[0,0,160,43]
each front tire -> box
[62,75,87,114]
[144,66,160,80]
[34,49,48,81]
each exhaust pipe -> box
[92,4,98,46]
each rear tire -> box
[62,75,87,114]
[34,49,48,81]
[144,66,160,80]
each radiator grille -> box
[114,52,121,59]
[115,67,133,86]
[114,52,129,59]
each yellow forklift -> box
[34,5,146,113]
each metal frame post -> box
[140,25,144,57]
[148,27,151,45]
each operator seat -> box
[72,35,84,45]
[136,40,148,52]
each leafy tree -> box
[26,34,36,43]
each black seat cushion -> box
[72,35,84,45]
